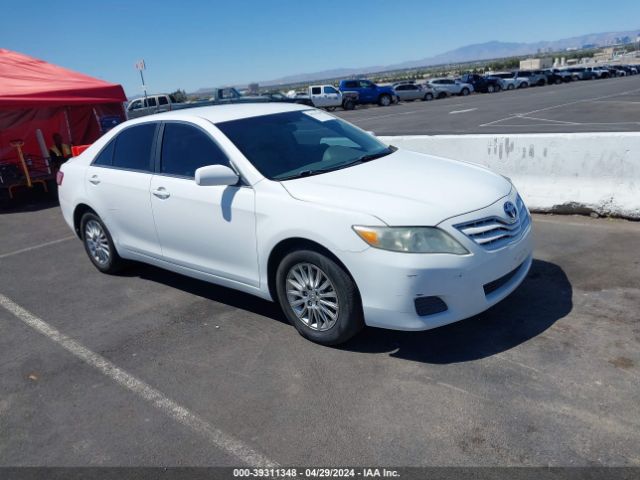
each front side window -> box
[158,96,169,105]
[323,86,338,94]
[359,81,373,88]
[160,123,229,178]
[145,97,157,107]
[112,123,156,171]
[129,100,142,111]
[217,110,394,181]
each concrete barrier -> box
[379,133,640,220]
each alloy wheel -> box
[286,262,339,331]
[85,219,111,266]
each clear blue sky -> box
[2,0,639,96]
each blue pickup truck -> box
[338,79,398,106]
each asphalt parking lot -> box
[335,75,640,135]
[0,204,639,466]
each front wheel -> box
[423,93,434,101]
[378,94,391,106]
[507,84,515,90]
[342,99,355,110]
[276,250,364,345]
[460,88,470,96]
[81,212,124,274]
[487,84,495,93]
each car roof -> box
[127,102,311,125]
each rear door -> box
[310,86,326,107]
[85,122,162,257]
[149,121,259,286]
[157,95,171,113]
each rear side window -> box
[93,139,115,166]
[160,123,229,178]
[311,87,321,95]
[343,81,358,88]
[112,124,156,171]
[146,97,157,107]
[158,96,169,105]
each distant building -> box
[519,58,553,70]
[594,47,615,62]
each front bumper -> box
[342,193,533,331]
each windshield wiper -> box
[277,168,334,180]
[348,145,398,165]
[277,146,398,181]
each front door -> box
[149,121,259,287]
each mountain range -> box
[252,29,639,87]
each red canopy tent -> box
[0,49,126,174]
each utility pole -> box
[135,59,148,106]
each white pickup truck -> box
[289,85,358,111]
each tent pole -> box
[64,108,72,145]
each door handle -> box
[152,187,170,199]
[89,175,100,185]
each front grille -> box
[483,261,525,296]
[454,195,530,251]
[414,296,448,316]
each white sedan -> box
[58,103,533,345]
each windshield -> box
[216,110,394,180]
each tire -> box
[437,92,447,99]
[487,84,495,93]
[537,80,546,87]
[275,249,364,345]
[460,87,470,96]
[507,84,515,90]
[342,99,355,111]
[423,93,434,101]
[494,84,502,92]
[80,212,124,274]
[378,94,391,106]
[555,78,562,85]
[520,82,529,89]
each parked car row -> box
[126,64,639,119]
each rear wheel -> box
[378,94,391,106]
[81,212,124,274]
[507,84,515,90]
[276,250,364,345]
[423,92,434,101]
[460,87,470,96]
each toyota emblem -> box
[503,201,518,221]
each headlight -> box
[353,226,469,254]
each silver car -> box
[427,78,474,97]
[393,83,435,102]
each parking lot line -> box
[0,236,76,259]
[449,108,477,114]
[478,86,640,128]
[0,293,278,467]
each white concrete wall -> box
[378,133,640,220]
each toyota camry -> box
[58,103,533,345]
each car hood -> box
[280,149,512,225]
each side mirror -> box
[195,164,239,186]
